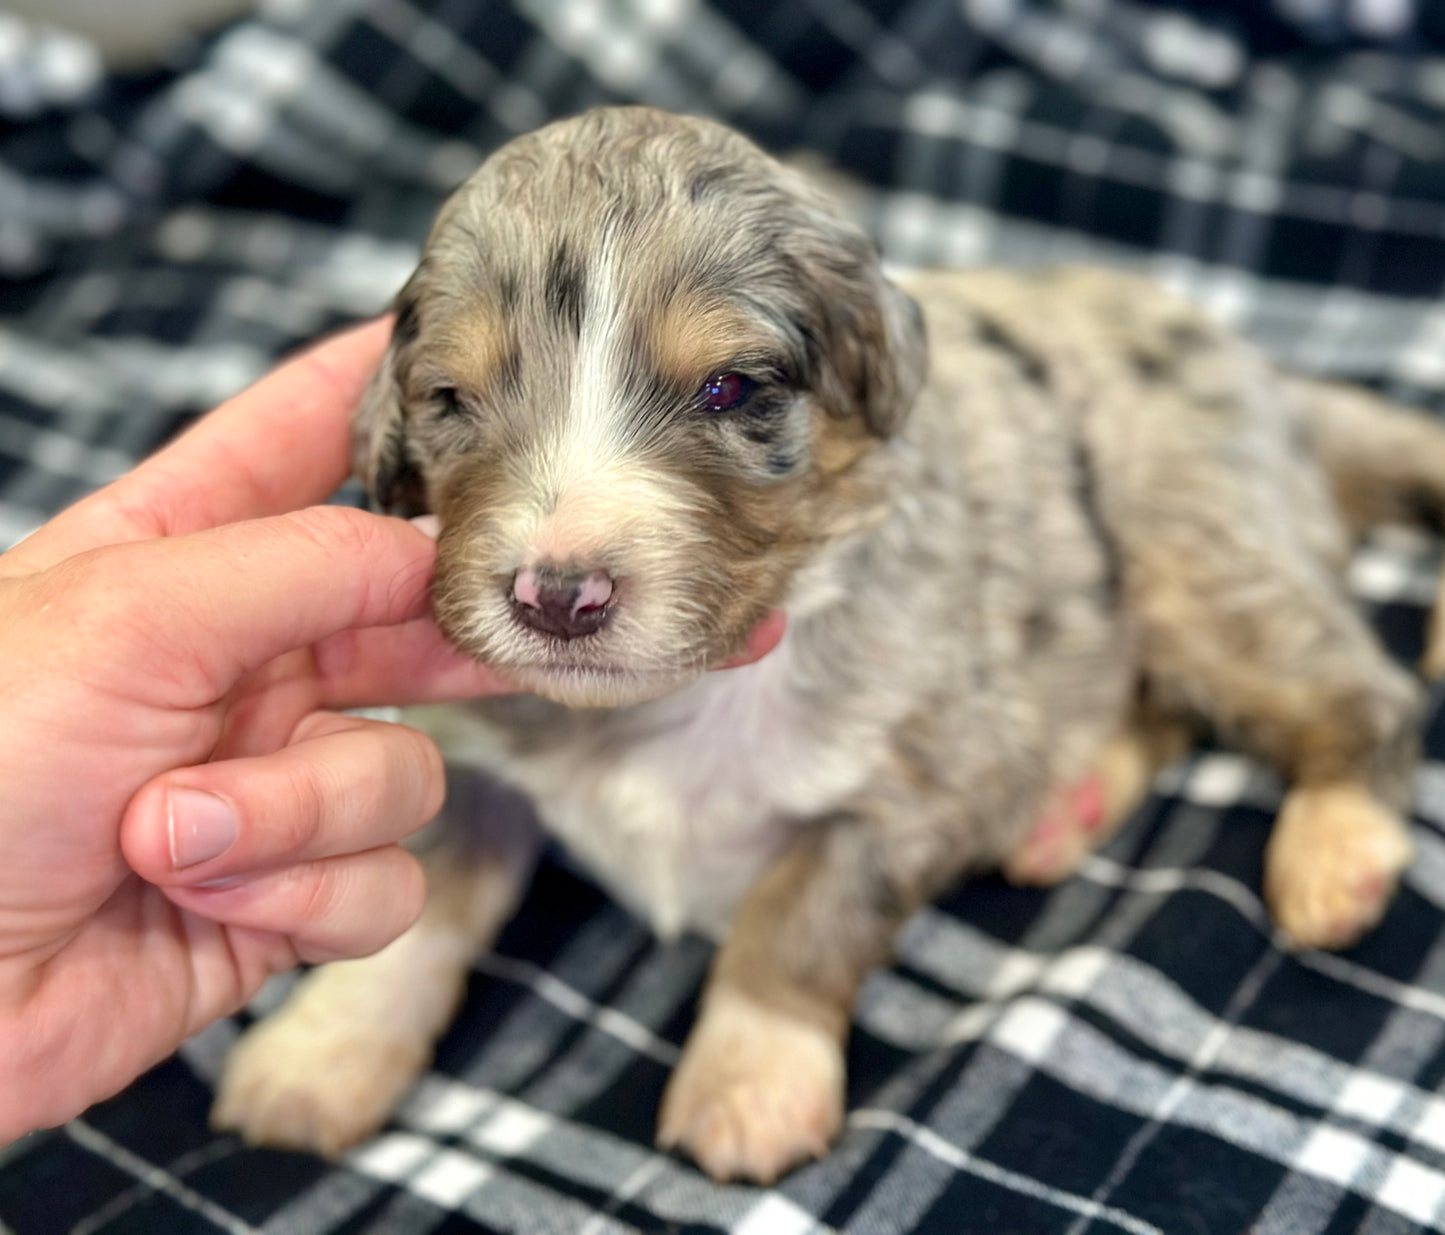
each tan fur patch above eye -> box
[434,303,514,396]
[650,295,765,389]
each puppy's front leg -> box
[659,806,965,1183]
[213,785,539,1156]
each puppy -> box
[213,106,1445,1183]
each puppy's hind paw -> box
[1265,783,1413,951]
[658,989,844,1184]
[1003,724,1189,887]
[212,1013,427,1158]
[1003,776,1110,887]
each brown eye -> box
[698,372,756,412]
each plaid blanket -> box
[7,1,1445,1231]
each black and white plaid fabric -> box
[9,1,1445,1230]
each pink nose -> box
[512,567,614,640]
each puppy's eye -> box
[698,372,757,412]
[433,386,465,417]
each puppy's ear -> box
[353,290,429,516]
[802,220,927,438]
[855,273,927,437]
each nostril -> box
[570,570,613,615]
[511,567,615,640]
[513,566,543,610]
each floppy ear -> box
[855,272,927,437]
[352,294,429,516]
[799,216,928,438]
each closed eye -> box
[432,386,466,418]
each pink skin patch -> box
[513,567,541,609]
[719,610,787,669]
[1015,772,1108,877]
[572,571,614,614]
[1034,775,1106,839]
[1070,775,1106,835]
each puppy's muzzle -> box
[512,565,615,640]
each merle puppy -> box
[213,107,1445,1183]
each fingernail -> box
[168,789,239,870]
[409,515,441,540]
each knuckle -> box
[293,848,423,962]
[42,546,206,687]
[292,858,343,930]
[285,504,390,564]
[45,548,133,628]
[289,709,356,744]
[282,505,430,621]
[392,850,427,929]
[397,725,446,822]
[280,716,444,855]
[332,718,446,833]
[363,848,427,942]
[273,759,332,856]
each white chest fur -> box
[437,628,880,939]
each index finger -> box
[61,505,445,705]
[3,318,393,575]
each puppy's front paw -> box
[1265,783,1413,951]
[212,1012,426,1157]
[658,989,844,1184]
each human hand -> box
[0,320,518,1141]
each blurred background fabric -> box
[9,1,1445,1231]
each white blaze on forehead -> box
[540,242,633,501]
[517,240,688,565]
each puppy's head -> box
[356,106,926,707]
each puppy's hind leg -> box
[1132,534,1420,951]
[212,777,540,1156]
[1296,379,1445,678]
[1003,712,1194,887]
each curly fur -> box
[216,107,1445,1181]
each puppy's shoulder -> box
[902,265,1265,439]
